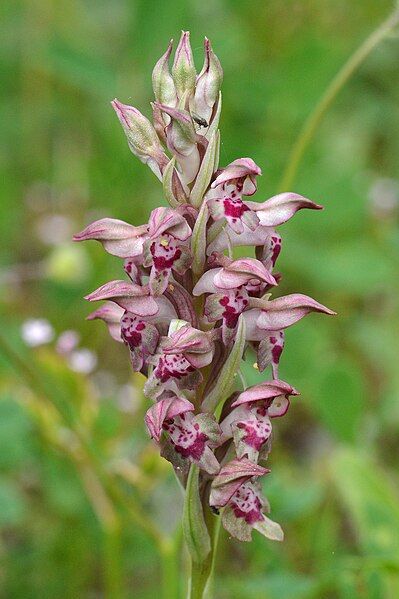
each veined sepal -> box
[172,31,196,100]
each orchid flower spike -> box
[75,32,335,555]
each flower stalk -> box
[74,32,335,598]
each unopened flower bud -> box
[112,99,169,180]
[194,37,223,123]
[152,39,177,107]
[172,31,196,100]
[155,102,200,184]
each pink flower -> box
[209,459,283,542]
[220,380,299,461]
[207,158,261,234]
[143,207,193,296]
[145,393,220,474]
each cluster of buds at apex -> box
[74,32,335,545]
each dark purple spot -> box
[272,345,283,363]
[236,422,265,451]
[223,197,249,218]
[232,499,263,525]
[219,296,229,306]
[174,432,207,460]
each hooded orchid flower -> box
[209,459,283,542]
[145,393,220,474]
[220,380,299,462]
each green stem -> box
[188,507,222,599]
[188,557,212,599]
[205,515,222,599]
[278,7,399,192]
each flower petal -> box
[84,280,159,317]
[246,193,323,226]
[73,218,148,258]
[211,158,262,192]
[267,396,290,418]
[192,268,222,296]
[256,294,336,331]
[207,223,277,255]
[162,325,214,368]
[145,394,194,442]
[194,37,223,123]
[257,331,284,374]
[210,458,268,507]
[233,410,272,460]
[148,207,192,241]
[232,380,299,407]
[214,258,276,289]
[112,99,169,180]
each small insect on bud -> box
[210,506,220,515]
[191,112,208,129]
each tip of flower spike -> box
[111,99,140,125]
[111,98,121,110]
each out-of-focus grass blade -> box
[330,447,399,594]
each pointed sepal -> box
[246,193,323,226]
[73,218,148,258]
[194,37,223,124]
[172,31,196,99]
[210,458,268,507]
[112,99,168,179]
[152,39,177,106]
[84,280,159,317]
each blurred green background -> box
[1,1,399,597]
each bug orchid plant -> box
[74,32,335,598]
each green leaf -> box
[162,156,179,208]
[206,92,222,141]
[183,465,211,563]
[191,201,209,277]
[202,315,246,412]
[190,131,217,208]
